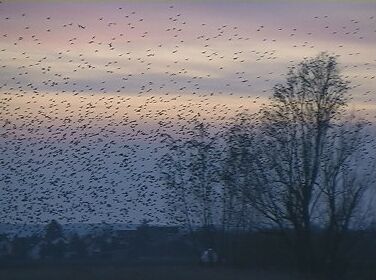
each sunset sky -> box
[1,1,376,225]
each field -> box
[0,264,315,280]
[1,260,375,280]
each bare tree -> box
[220,113,259,263]
[221,113,259,233]
[318,119,375,274]
[243,53,375,274]
[159,120,221,248]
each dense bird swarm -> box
[0,2,375,227]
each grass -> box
[0,264,313,280]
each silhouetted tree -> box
[221,113,258,263]
[42,220,66,259]
[221,113,259,232]
[242,53,375,276]
[159,120,221,249]
[45,219,63,242]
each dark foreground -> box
[0,264,313,280]
[1,263,375,280]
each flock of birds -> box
[0,2,375,228]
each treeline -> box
[0,220,192,263]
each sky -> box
[0,1,376,225]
